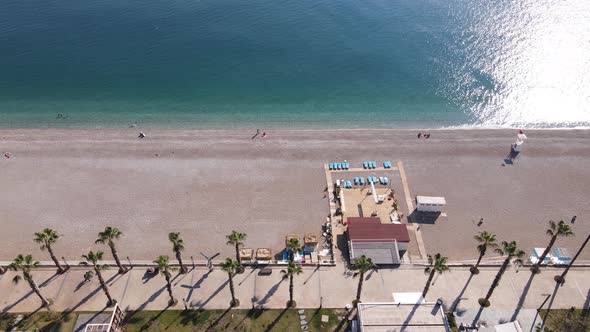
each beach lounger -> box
[344,162,349,170]
[354,177,359,185]
[372,161,377,168]
[336,163,341,170]
[372,176,377,183]
[383,161,390,168]
[379,177,384,184]
[329,162,334,170]
[346,181,352,188]
[383,177,389,184]
[367,177,373,184]
[359,177,365,185]
[363,161,368,169]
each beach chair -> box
[367,177,373,184]
[383,177,389,184]
[383,161,389,168]
[346,181,352,188]
[329,162,334,170]
[372,176,377,183]
[372,161,377,168]
[344,162,349,170]
[359,177,365,185]
[379,177,384,184]
[354,177,359,185]
[336,163,341,170]
[363,161,368,169]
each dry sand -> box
[0,128,589,261]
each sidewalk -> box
[1,265,588,315]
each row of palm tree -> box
[4,220,576,310]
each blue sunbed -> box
[383,177,389,184]
[372,161,377,168]
[344,162,349,170]
[354,177,359,185]
[363,162,368,169]
[329,162,334,170]
[359,177,365,185]
[337,163,342,170]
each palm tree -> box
[80,251,116,306]
[531,220,574,273]
[226,231,247,265]
[286,238,302,263]
[34,228,66,274]
[479,240,525,307]
[350,255,377,304]
[471,231,497,274]
[168,232,187,274]
[423,253,450,298]
[281,262,303,307]
[220,258,240,307]
[154,255,178,306]
[96,226,127,274]
[9,254,50,307]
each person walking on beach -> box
[417,132,422,138]
[138,132,146,139]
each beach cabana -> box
[551,247,572,265]
[285,234,300,246]
[303,234,318,254]
[256,248,272,264]
[239,248,254,264]
[529,247,553,265]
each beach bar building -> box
[346,217,410,265]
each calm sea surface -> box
[0,0,589,129]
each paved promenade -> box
[1,264,588,316]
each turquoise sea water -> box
[1,0,589,129]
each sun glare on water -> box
[450,0,590,128]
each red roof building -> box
[346,217,410,265]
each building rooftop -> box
[348,222,410,243]
[357,302,449,332]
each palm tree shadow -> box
[123,285,167,324]
[303,266,320,285]
[400,302,422,332]
[38,271,61,288]
[191,279,229,309]
[257,278,284,305]
[2,290,34,312]
[138,302,173,331]
[583,289,590,317]
[510,272,537,322]
[540,282,561,330]
[1,271,63,311]
[471,305,486,327]
[73,305,109,331]
[450,273,475,313]
[238,267,257,286]
[204,307,232,330]
[263,307,289,332]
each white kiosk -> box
[416,196,446,213]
